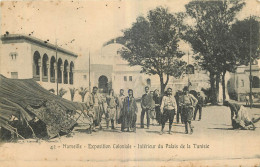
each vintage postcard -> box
[0,0,260,166]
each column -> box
[38,59,42,82]
[47,63,50,83]
[60,65,64,84]
[54,63,58,83]
[71,68,75,85]
[66,66,70,84]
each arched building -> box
[76,42,211,99]
[88,43,158,98]
[0,34,77,100]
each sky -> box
[1,0,259,61]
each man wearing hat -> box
[179,86,198,134]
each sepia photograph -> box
[0,0,259,166]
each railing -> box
[50,77,55,83]
[33,75,40,81]
[42,76,48,82]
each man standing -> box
[117,89,125,124]
[121,89,138,132]
[174,90,182,124]
[106,89,118,129]
[160,88,177,135]
[193,92,204,121]
[179,86,198,134]
[140,86,153,129]
[88,86,104,130]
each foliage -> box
[69,88,77,101]
[78,87,88,102]
[182,0,245,104]
[58,88,67,98]
[48,89,55,94]
[119,7,186,94]
[231,16,260,65]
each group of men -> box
[85,85,205,135]
[140,86,203,135]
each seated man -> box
[223,101,260,130]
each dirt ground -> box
[0,105,260,167]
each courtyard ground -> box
[0,104,260,167]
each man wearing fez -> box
[88,86,104,130]
[160,87,177,135]
[179,86,198,134]
[140,86,153,129]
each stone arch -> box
[64,60,69,84]
[42,54,49,82]
[50,56,56,83]
[252,76,260,88]
[98,75,108,93]
[69,61,74,84]
[186,64,195,74]
[57,58,63,83]
[33,51,41,80]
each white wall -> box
[0,42,32,79]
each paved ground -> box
[0,104,260,167]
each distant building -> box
[227,60,260,102]
[0,34,77,100]
[77,43,211,98]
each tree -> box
[119,7,186,94]
[231,17,260,65]
[182,0,245,104]
[69,88,77,101]
[78,87,88,102]
[58,88,67,98]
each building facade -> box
[0,34,77,100]
[78,43,211,99]
[227,61,260,102]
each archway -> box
[252,76,260,88]
[57,58,63,83]
[50,56,56,83]
[33,51,41,80]
[69,62,74,84]
[42,54,49,82]
[98,75,108,93]
[64,60,69,84]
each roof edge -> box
[1,34,78,58]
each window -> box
[83,75,87,80]
[252,76,260,88]
[240,80,244,87]
[129,76,132,81]
[124,76,127,81]
[147,78,151,86]
[11,72,18,79]
[186,64,194,74]
[10,52,18,60]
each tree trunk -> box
[216,73,220,103]
[82,96,85,102]
[209,72,217,105]
[222,71,226,104]
[159,75,166,96]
